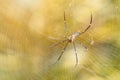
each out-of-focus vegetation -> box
[0,0,120,80]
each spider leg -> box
[56,40,69,62]
[81,43,88,51]
[73,41,78,67]
[64,11,69,35]
[81,13,93,34]
[76,40,88,51]
[49,39,68,48]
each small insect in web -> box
[51,11,93,66]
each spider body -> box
[53,11,93,66]
[68,31,80,43]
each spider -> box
[51,11,93,66]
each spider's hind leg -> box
[73,42,79,67]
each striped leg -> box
[73,42,78,67]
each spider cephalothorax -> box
[68,31,80,43]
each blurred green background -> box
[0,0,120,80]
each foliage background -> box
[0,0,120,80]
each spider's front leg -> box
[80,13,93,35]
[64,11,70,36]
